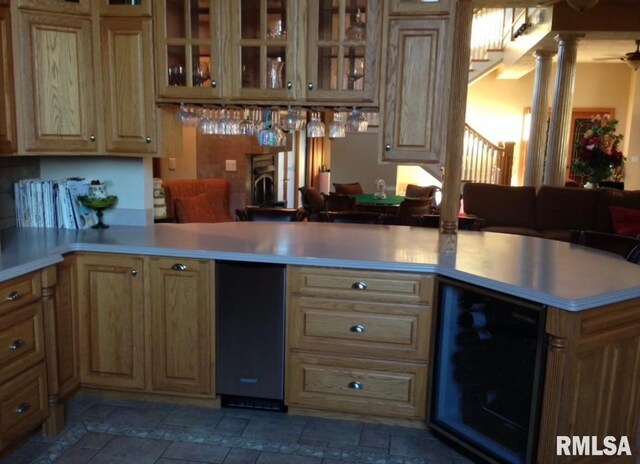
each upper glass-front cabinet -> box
[229,0,298,101]
[307,0,380,104]
[155,0,222,100]
[100,0,152,17]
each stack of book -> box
[14,178,97,229]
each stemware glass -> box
[307,112,325,138]
[346,8,366,41]
[197,109,215,135]
[328,111,346,139]
[346,107,369,133]
[281,107,299,132]
[174,103,200,127]
[192,63,210,87]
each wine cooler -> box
[429,278,547,464]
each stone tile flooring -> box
[1,395,477,464]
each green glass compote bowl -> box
[78,195,118,229]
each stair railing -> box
[462,124,515,185]
[470,8,507,61]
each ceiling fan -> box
[594,40,640,71]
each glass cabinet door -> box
[230,0,297,101]
[307,0,381,104]
[100,0,152,17]
[155,0,222,100]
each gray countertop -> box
[1,222,639,312]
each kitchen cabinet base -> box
[287,406,427,430]
[77,387,221,409]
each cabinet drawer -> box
[0,303,45,380]
[0,362,48,449]
[288,267,433,305]
[287,353,427,419]
[0,273,40,316]
[288,297,430,361]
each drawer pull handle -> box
[351,282,367,290]
[16,403,31,414]
[348,381,363,390]
[350,325,366,334]
[131,269,139,276]
[171,263,187,271]
[6,291,20,301]
[9,339,24,351]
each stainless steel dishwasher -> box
[216,261,286,410]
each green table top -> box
[353,194,405,206]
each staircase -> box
[462,7,527,184]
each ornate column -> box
[439,0,474,254]
[524,49,556,188]
[543,34,583,186]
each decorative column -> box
[439,0,474,254]
[524,49,556,188]
[543,34,583,186]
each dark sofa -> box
[462,183,640,242]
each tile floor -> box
[0,395,477,464]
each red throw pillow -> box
[608,206,640,237]
[174,194,220,223]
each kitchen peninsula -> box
[1,223,639,463]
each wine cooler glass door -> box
[430,279,546,464]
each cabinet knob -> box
[351,281,367,290]
[348,381,363,390]
[131,269,139,276]
[287,81,293,90]
[349,324,366,334]
[211,79,217,89]
[15,403,31,414]
[146,136,152,144]
[90,135,96,142]
[5,291,20,301]
[307,82,314,90]
[171,263,187,271]
[9,339,24,351]
[385,144,391,151]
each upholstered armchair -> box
[163,178,233,223]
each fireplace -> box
[252,154,278,206]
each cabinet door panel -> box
[101,18,156,154]
[77,254,144,390]
[150,258,213,396]
[381,18,449,164]
[54,257,80,398]
[389,0,450,15]
[0,8,16,154]
[18,12,98,152]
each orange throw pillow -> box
[174,194,220,223]
[609,206,640,238]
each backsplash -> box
[0,157,40,229]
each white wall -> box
[330,131,397,194]
[467,62,634,185]
[39,157,153,226]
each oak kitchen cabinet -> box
[155,0,381,106]
[389,0,451,15]
[0,271,48,453]
[75,253,215,398]
[76,253,146,390]
[379,15,452,166]
[5,2,157,156]
[149,257,214,397]
[286,266,433,420]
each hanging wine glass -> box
[329,111,346,139]
[174,103,200,127]
[307,112,325,138]
[197,109,214,135]
[346,8,366,41]
[346,107,368,133]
